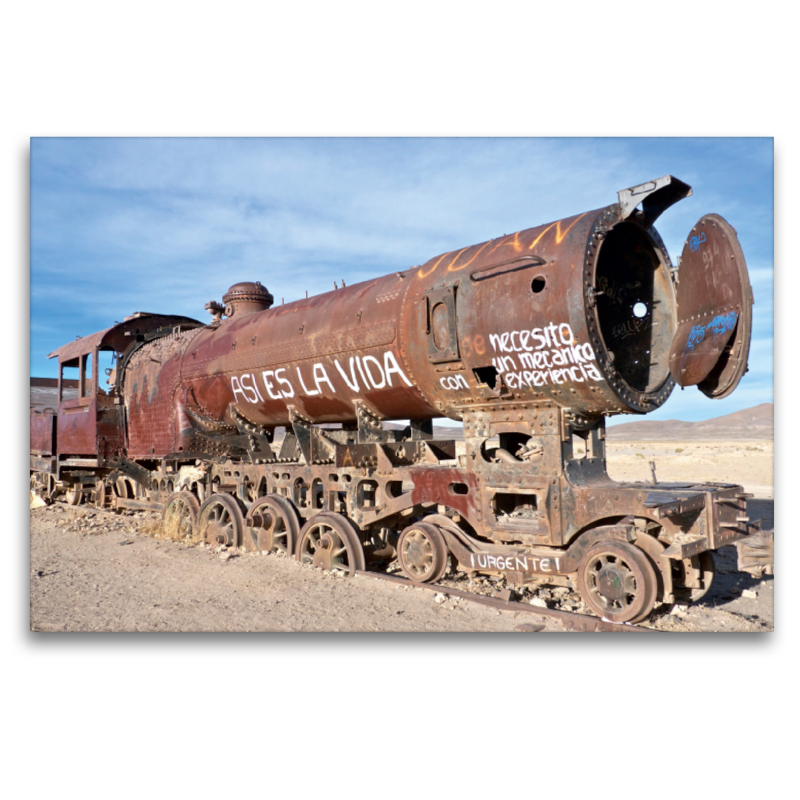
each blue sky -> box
[30,137,773,424]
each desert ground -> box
[29,433,773,634]
[605,439,773,499]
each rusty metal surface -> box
[158,186,691,443]
[172,202,677,437]
[30,411,55,456]
[669,214,752,396]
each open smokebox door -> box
[668,214,753,398]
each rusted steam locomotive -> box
[30,175,773,623]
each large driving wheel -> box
[577,540,658,624]
[296,513,365,575]
[397,521,449,583]
[197,493,245,548]
[245,495,299,556]
[163,491,201,541]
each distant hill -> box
[605,403,774,441]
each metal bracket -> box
[425,285,460,363]
[114,456,152,488]
[354,399,390,443]
[229,405,275,463]
[409,418,433,441]
[617,175,692,227]
[289,406,336,464]
[470,255,546,283]
[278,430,301,461]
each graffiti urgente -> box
[469,553,562,573]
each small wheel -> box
[65,484,83,506]
[197,493,245,548]
[95,479,118,510]
[111,477,136,513]
[397,522,449,583]
[245,495,299,555]
[674,551,716,602]
[163,491,201,541]
[295,513,365,575]
[577,540,658,624]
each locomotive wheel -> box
[397,522,449,583]
[296,513,365,575]
[114,477,134,499]
[245,495,299,556]
[197,493,245,548]
[577,540,658,624]
[163,491,201,541]
[65,484,83,506]
[112,477,135,514]
[94,480,107,510]
[673,551,716,602]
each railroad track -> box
[356,570,658,633]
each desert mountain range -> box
[604,403,773,441]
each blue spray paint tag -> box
[680,311,738,371]
[688,232,706,252]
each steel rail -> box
[356,570,659,633]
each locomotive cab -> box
[35,313,203,503]
[56,345,119,458]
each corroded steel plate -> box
[668,214,752,397]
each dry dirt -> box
[605,439,774,499]
[29,440,774,634]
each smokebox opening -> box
[593,223,675,393]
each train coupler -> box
[736,529,773,578]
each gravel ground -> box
[29,504,562,633]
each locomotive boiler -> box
[30,175,773,624]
